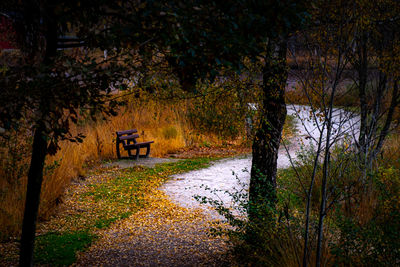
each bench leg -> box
[116,141,121,159]
[135,147,140,160]
[145,144,151,158]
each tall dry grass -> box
[0,93,243,240]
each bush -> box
[187,82,259,140]
[218,145,400,266]
[162,126,178,140]
[331,166,400,266]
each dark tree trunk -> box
[19,4,56,266]
[19,123,48,267]
[356,32,368,158]
[249,40,288,217]
[372,79,399,159]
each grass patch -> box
[284,114,298,137]
[281,114,298,146]
[83,158,215,226]
[94,212,132,229]
[34,231,95,266]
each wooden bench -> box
[116,129,154,160]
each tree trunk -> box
[372,79,399,159]
[19,4,55,266]
[356,32,368,161]
[303,123,324,267]
[315,55,342,267]
[249,40,287,217]
[19,123,48,267]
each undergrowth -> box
[197,137,400,266]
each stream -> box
[161,105,359,218]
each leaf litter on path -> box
[74,186,232,266]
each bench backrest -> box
[116,129,137,136]
[116,129,139,146]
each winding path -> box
[161,105,359,217]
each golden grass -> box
[0,93,249,239]
[382,131,400,169]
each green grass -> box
[84,158,214,207]
[34,231,95,266]
[94,212,132,229]
[285,114,298,135]
[281,114,298,146]
[152,157,215,173]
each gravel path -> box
[102,157,181,169]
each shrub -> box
[212,144,400,266]
[162,126,178,140]
[331,166,400,266]
[187,81,259,141]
